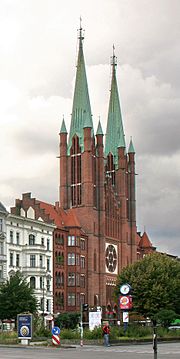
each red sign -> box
[119,295,132,310]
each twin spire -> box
[60,23,135,157]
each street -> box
[0,342,180,358]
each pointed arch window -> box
[70,135,82,206]
[106,153,115,186]
[92,141,97,207]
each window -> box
[70,135,82,206]
[76,254,80,265]
[0,219,3,232]
[16,232,20,245]
[40,255,43,268]
[10,231,13,244]
[76,273,80,286]
[47,238,50,251]
[80,274,85,288]
[30,255,36,268]
[40,298,44,311]
[68,253,75,265]
[76,237,80,247]
[68,272,75,286]
[68,293,75,306]
[30,276,36,289]
[47,279,50,291]
[41,238,44,246]
[0,242,3,255]
[16,254,20,267]
[29,234,35,245]
[40,277,43,289]
[80,293,85,304]
[80,238,85,250]
[0,266,3,279]
[80,256,85,269]
[10,252,13,266]
[46,299,50,312]
[68,235,75,246]
[47,258,50,271]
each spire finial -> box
[111,44,117,67]
[78,16,84,42]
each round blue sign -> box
[52,326,61,335]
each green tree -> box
[55,312,80,329]
[0,271,38,323]
[115,253,180,321]
[156,309,177,328]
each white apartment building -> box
[0,202,8,283]
[6,208,55,318]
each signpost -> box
[51,326,61,346]
[119,283,133,334]
[17,313,32,345]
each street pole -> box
[153,320,157,359]
[80,304,83,347]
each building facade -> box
[8,195,55,318]
[0,202,8,283]
[58,26,140,311]
[7,25,156,315]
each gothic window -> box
[106,153,115,186]
[70,135,82,206]
[92,144,97,207]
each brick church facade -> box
[10,25,155,315]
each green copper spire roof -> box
[128,137,135,153]
[60,116,67,134]
[105,46,126,166]
[96,119,103,135]
[68,21,93,154]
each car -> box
[168,325,180,330]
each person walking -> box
[102,323,110,347]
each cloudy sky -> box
[0,0,180,256]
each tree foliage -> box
[55,312,80,329]
[115,253,180,321]
[0,271,38,322]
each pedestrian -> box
[102,323,110,347]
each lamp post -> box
[42,277,45,327]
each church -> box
[10,24,155,315]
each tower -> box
[59,24,138,309]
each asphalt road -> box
[0,343,180,359]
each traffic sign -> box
[52,334,60,346]
[52,326,60,335]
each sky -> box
[0,0,180,256]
